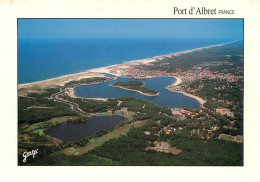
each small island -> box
[110,81,159,96]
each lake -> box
[44,115,126,143]
[74,76,201,108]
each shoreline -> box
[167,76,206,106]
[66,87,108,101]
[172,76,182,86]
[68,75,205,106]
[176,91,206,106]
[18,41,235,89]
[18,71,106,88]
[19,41,232,105]
[88,41,235,76]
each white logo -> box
[23,149,38,163]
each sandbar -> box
[18,71,105,96]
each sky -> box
[18,19,243,40]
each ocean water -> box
[18,38,231,84]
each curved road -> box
[49,88,85,114]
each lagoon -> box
[74,77,201,108]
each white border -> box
[0,0,260,182]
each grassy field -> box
[32,128,48,135]
[94,112,113,116]
[25,112,134,139]
[95,111,135,122]
[63,120,146,155]
[219,134,235,142]
[116,111,135,122]
[25,116,76,132]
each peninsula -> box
[110,81,159,96]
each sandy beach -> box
[88,41,234,77]
[65,87,108,101]
[18,71,105,96]
[177,91,206,106]
[167,76,206,106]
[19,71,104,88]
[173,77,182,86]
[66,88,76,98]
[18,41,231,101]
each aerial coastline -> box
[18,41,232,106]
[18,41,232,88]
[17,19,244,167]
